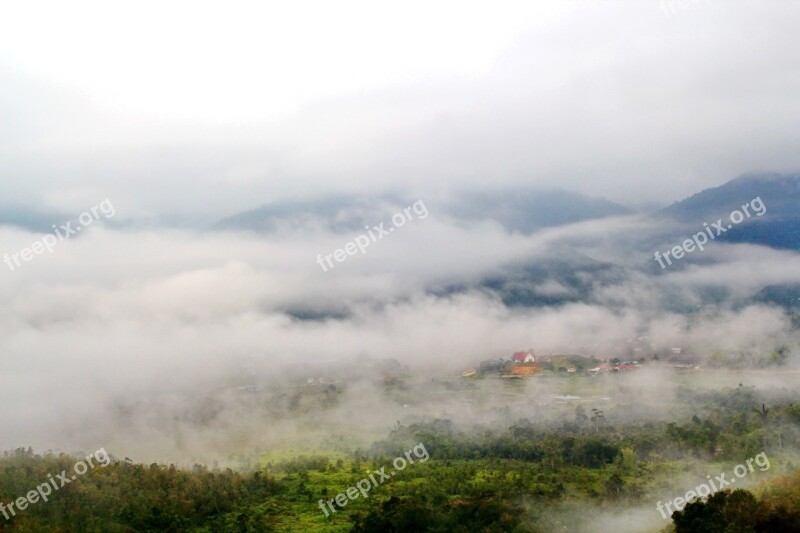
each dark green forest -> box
[3,385,800,532]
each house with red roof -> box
[512,351,535,364]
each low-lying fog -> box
[1,212,797,464]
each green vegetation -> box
[3,384,800,531]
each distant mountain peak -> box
[216,187,631,235]
[658,171,800,250]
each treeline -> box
[0,447,536,532]
[0,448,281,532]
[673,485,800,532]
[369,385,800,467]
[2,385,800,531]
[4,446,800,532]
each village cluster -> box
[464,350,660,379]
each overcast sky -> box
[2,1,800,459]
[2,1,800,220]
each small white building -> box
[512,351,535,364]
